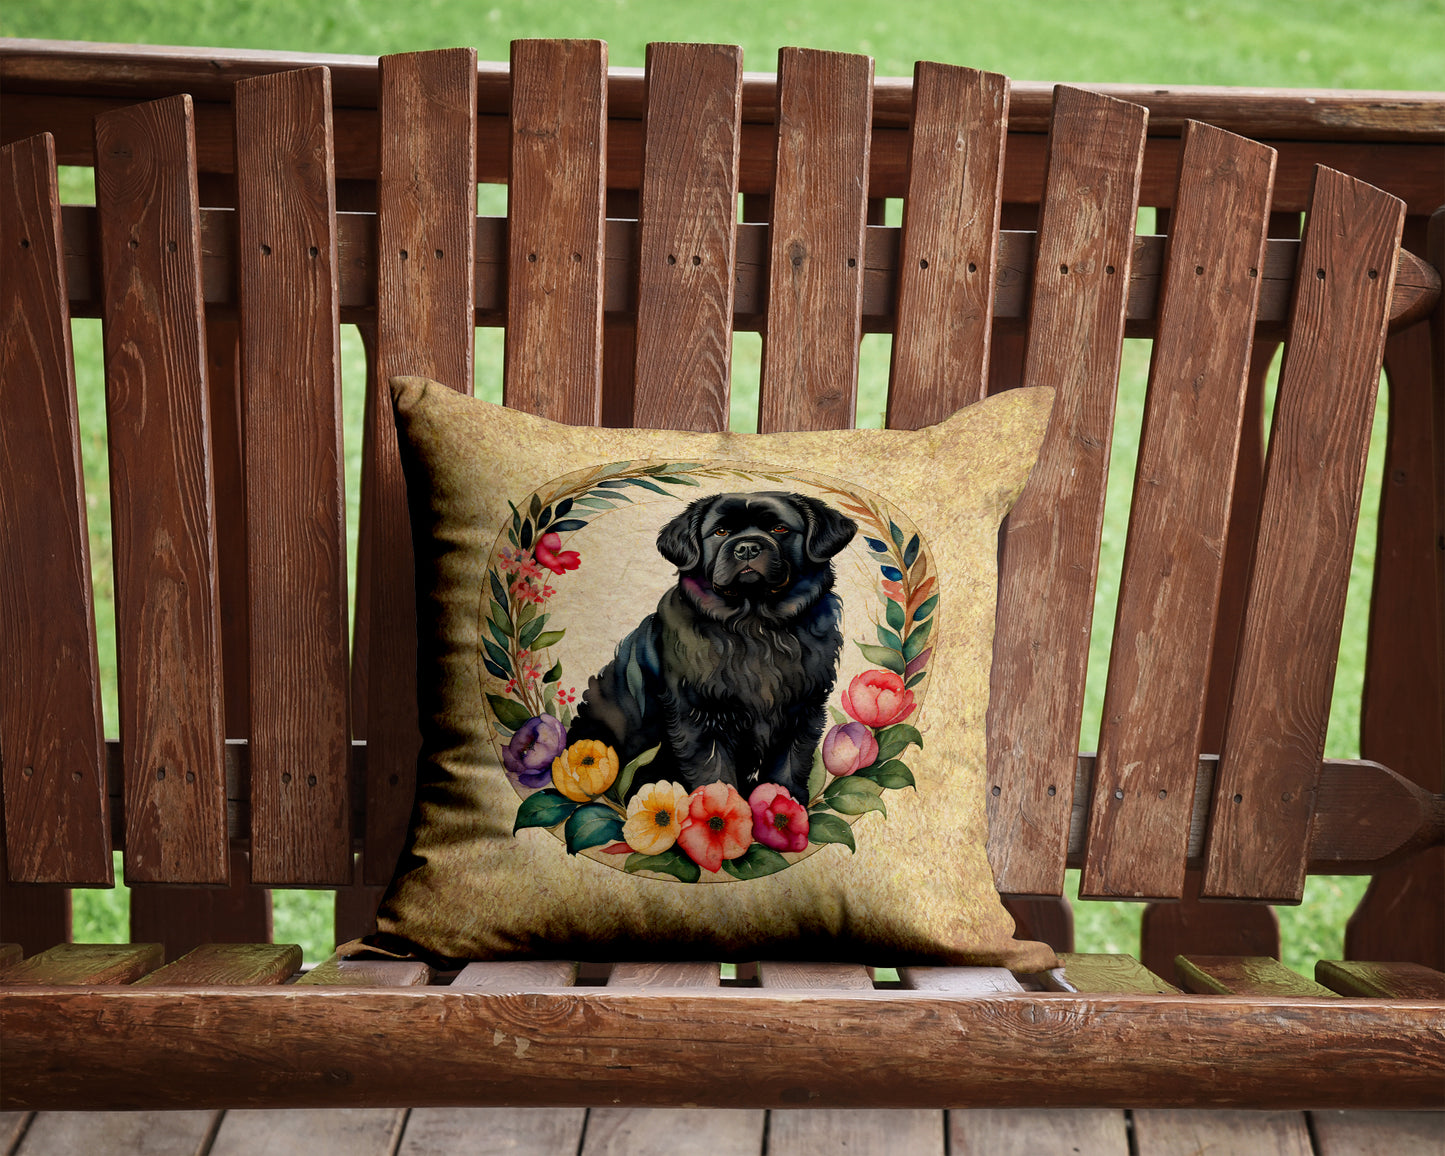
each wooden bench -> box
[1,37,1443,1117]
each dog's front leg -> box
[666,711,741,793]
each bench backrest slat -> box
[234,67,352,885]
[0,132,111,885]
[757,48,874,434]
[1081,121,1277,901]
[631,41,742,433]
[1204,166,1406,904]
[987,87,1149,896]
[503,39,607,424]
[361,48,478,885]
[886,63,1008,428]
[93,95,229,884]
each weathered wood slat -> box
[769,1110,943,1156]
[504,39,606,424]
[0,133,111,886]
[1139,870,1280,983]
[297,954,433,987]
[400,1108,588,1156]
[14,1110,220,1156]
[93,94,229,886]
[1132,1110,1313,1156]
[132,942,300,986]
[987,87,1148,896]
[1047,953,1181,994]
[1316,960,1445,999]
[128,846,271,961]
[1083,122,1276,901]
[757,48,873,433]
[233,67,352,886]
[361,48,478,887]
[1204,167,1407,903]
[0,875,69,959]
[1309,1110,1445,1156]
[1,1112,31,1153]
[608,962,720,988]
[582,1108,764,1156]
[0,943,162,985]
[887,64,1008,427]
[950,1109,1128,1156]
[1175,955,1336,997]
[897,967,1024,993]
[757,961,873,990]
[451,960,579,988]
[630,42,742,433]
[208,1109,405,1156]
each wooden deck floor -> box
[3,1109,1442,1155]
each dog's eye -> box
[771,525,790,534]
[713,528,729,537]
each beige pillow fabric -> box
[373,376,1057,971]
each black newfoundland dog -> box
[565,491,856,804]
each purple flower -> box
[503,714,567,788]
[822,721,879,777]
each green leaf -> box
[573,496,616,510]
[537,503,552,528]
[828,705,848,727]
[902,619,933,662]
[489,570,509,610]
[548,519,588,533]
[855,642,905,675]
[612,743,661,802]
[806,811,856,852]
[488,598,511,633]
[857,759,916,790]
[543,661,562,684]
[481,638,513,676]
[653,474,701,486]
[824,776,887,817]
[905,670,927,689]
[517,600,538,627]
[555,498,574,518]
[487,693,533,732]
[518,614,549,650]
[519,520,534,549]
[513,789,578,833]
[876,625,903,652]
[528,494,542,519]
[889,520,906,552]
[596,461,634,478]
[624,848,701,884]
[721,844,791,880]
[806,745,827,802]
[876,723,924,763]
[564,804,624,854]
[626,654,645,703]
[913,593,939,622]
[622,476,671,496]
[885,599,905,631]
[486,616,512,650]
[482,654,509,681]
[902,533,920,568]
[595,478,635,489]
[531,629,566,650]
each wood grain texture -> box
[986,88,1148,896]
[297,955,432,987]
[1049,953,1181,994]
[1140,869,1280,981]
[0,942,162,985]
[757,48,874,434]
[582,1108,764,1156]
[1310,1110,1445,1156]
[129,846,271,961]
[0,870,69,957]
[951,1109,1128,1156]
[1083,123,1275,900]
[93,95,228,885]
[14,1110,219,1156]
[1348,852,1445,972]
[0,133,111,885]
[757,961,873,990]
[132,942,300,986]
[1002,893,1074,953]
[631,43,742,432]
[208,1109,404,1156]
[3,988,1442,1110]
[233,67,352,885]
[608,962,720,988]
[504,39,606,424]
[451,960,579,988]
[1,1112,31,1154]
[897,967,1024,993]
[362,48,477,887]
[1316,960,1445,999]
[399,1108,587,1156]
[1132,1110,1313,1156]
[1204,167,1407,902]
[887,64,1009,427]
[769,1110,943,1156]
[1176,955,1336,997]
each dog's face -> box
[657,492,857,612]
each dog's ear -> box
[657,496,712,570]
[797,495,857,562]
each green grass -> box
[23,0,1434,969]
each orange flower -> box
[623,781,690,855]
[676,782,753,872]
[551,740,619,802]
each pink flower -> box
[749,783,809,853]
[534,532,581,575]
[676,782,752,872]
[822,721,878,776]
[842,669,916,729]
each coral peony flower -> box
[551,739,619,802]
[534,531,581,575]
[749,783,809,853]
[822,721,879,777]
[623,780,690,855]
[502,714,566,788]
[842,669,916,728]
[676,782,753,872]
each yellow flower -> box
[551,740,619,802]
[623,781,689,855]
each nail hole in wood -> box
[22,766,33,778]
[1368,268,1378,279]
[1059,263,1069,274]
[260,244,271,256]
[71,771,82,783]
[400,249,409,260]
[847,257,857,268]
[308,245,319,258]
[528,253,537,263]
[186,771,195,783]
[156,768,166,781]
[308,774,318,787]
[991,785,1000,797]
[1194,265,1204,275]
[1046,785,1056,797]
[967,261,977,273]
[668,254,677,265]
[1233,792,1243,803]
[572,252,582,262]
[1158,789,1167,799]
[1105,265,1115,275]
[1315,268,1325,280]
[919,258,929,269]
[1113,788,1124,800]
[282,772,292,784]
[167,240,177,253]
[129,239,139,250]
[19,238,30,249]
[1249,268,1258,277]
[435,249,444,260]
[389,773,399,786]
[692,255,701,266]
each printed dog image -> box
[565,491,857,803]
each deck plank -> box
[399,1108,587,1156]
[951,1109,1128,1155]
[1132,1110,1313,1156]
[1316,961,1445,999]
[1309,1110,1445,1155]
[583,1109,763,1156]
[208,1110,404,1156]
[14,1111,218,1156]
[769,1110,944,1156]
[132,943,300,987]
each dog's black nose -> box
[732,540,762,560]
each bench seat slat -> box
[1204,167,1407,903]
[0,133,111,886]
[1046,953,1181,994]
[1316,960,1445,999]
[987,87,1148,897]
[131,941,301,986]
[234,67,352,886]
[757,961,872,990]
[0,942,162,985]
[128,846,271,960]
[297,954,432,987]
[1083,122,1276,901]
[93,95,230,886]
[1175,955,1337,997]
